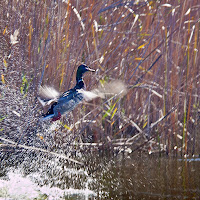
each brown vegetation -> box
[0,0,200,157]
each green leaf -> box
[111,107,117,119]
[102,99,119,120]
[0,116,6,122]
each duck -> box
[38,64,96,121]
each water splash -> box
[0,169,96,200]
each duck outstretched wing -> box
[38,86,60,107]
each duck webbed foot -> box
[52,112,61,121]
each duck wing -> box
[78,89,99,101]
[38,86,60,107]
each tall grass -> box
[0,0,200,157]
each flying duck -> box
[38,64,96,121]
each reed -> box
[0,0,199,157]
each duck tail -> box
[39,113,55,121]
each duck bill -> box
[86,67,95,72]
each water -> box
[0,152,200,200]
[0,171,95,200]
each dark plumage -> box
[38,64,95,121]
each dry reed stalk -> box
[0,0,199,156]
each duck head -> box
[76,64,95,81]
[75,64,95,89]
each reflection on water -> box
[93,156,200,199]
[0,152,200,199]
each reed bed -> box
[0,0,200,159]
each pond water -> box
[0,152,200,200]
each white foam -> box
[0,170,96,200]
